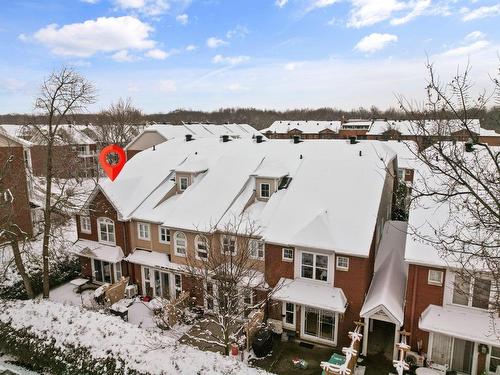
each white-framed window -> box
[115,261,122,280]
[142,267,171,299]
[249,240,264,260]
[336,256,349,271]
[282,248,294,262]
[283,302,295,327]
[80,216,91,234]
[490,346,500,373]
[452,273,491,309]
[242,288,254,317]
[196,235,209,259]
[302,307,336,344]
[179,176,189,191]
[260,183,270,198]
[428,269,444,286]
[137,222,151,241]
[97,217,115,245]
[301,252,328,282]
[222,235,237,255]
[430,333,474,373]
[174,231,187,256]
[174,274,182,298]
[397,169,404,180]
[159,226,170,243]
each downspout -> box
[409,266,418,346]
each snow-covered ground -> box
[0,300,268,375]
[0,355,41,375]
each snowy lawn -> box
[0,300,269,375]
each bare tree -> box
[397,61,500,316]
[180,217,275,355]
[31,67,97,298]
[95,98,144,147]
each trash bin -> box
[252,328,273,358]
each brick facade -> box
[30,144,97,178]
[0,144,33,237]
[403,264,445,352]
[264,244,294,287]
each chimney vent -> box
[465,142,474,152]
[349,136,357,145]
[185,134,193,142]
[293,135,301,144]
[255,135,264,143]
[221,135,230,143]
[152,145,156,151]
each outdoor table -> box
[70,278,89,293]
[110,298,134,321]
[321,353,346,375]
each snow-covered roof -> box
[360,221,408,326]
[382,140,419,170]
[366,119,498,137]
[100,138,396,255]
[419,304,500,347]
[125,249,182,271]
[262,120,341,134]
[272,277,347,313]
[72,239,124,263]
[404,143,499,268]
[0,126,32,147]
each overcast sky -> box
[1,0,499,114]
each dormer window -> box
[260,183,270,199]
[179,177,189,191]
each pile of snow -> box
[0,300,268,375]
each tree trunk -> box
[41,139,53,299]
[10,238,34,299]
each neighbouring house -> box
[262,119,500,150]
[0,124,98,178]
[261,120,341,140]
[402,144,500,375]
[73,136,399,349]
[0,129,39,237]
[124,123,262,159]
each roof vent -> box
[293,135,301,144]
[349,136,357,145]
[255,135,264,143]
[185,134,193,142]
[221,135,230,143]
[152,145,156,151]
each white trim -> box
[336,255,349,271]
[97,217,116,245]
[195,234,209,260]
[80,216,91,234]
[174,231,187,257]
[249,239,264,260]
[259,182,271,199]
[282,301,296,329]
[428,269,444,286]
[282,248,294,262]
[137,222,151,241]
[299,306,338,346]
[179,176,189,191]
[299,250,330,283]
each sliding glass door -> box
[93,259,112,284]
[143,267,173,299]
[303,307,336,344]
[431,333,474,374]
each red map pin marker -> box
[99,144,126,181]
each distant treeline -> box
[1,106,499,131]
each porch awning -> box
[125,249,182,271]
[72,239,124,263]
[419,304,500,347]
[272,277,347,313]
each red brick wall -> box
[338,129,369,139]
[181,274,204,306]
[480,135,500,146]
[30,144,95,178]
[265,244,294,287]
[404,264,445,352]
[76,190,129,254]
[0,145,33,237]
[126,149,141,160]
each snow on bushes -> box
[0,299,269,375]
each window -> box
[174,232,187,256]
[97,217,115,245]
[77,145,87,156]
[115,262,122,280]
[159,226,170,243]
[452,273,491,309]
[428,270,443,286]
[137,222,150,241]
[284,302,295,326]
[430,333,474,373]
[196,235,209,259]
[490,346,500,373]
[336,256,349,271]
[80,216,91,234]
[222,235,236,255]
[179,177,189,191]
[282,248,293,262]
[301,252,328,282]
[397,169,404,180]
[174,274,182,298]
[303,307,336,343]
[249,240,264,260]
[142,267,171,299]
[205,281,215,311]
[260,183,270,198]
[93,259,112,284]
[242,289,254,317]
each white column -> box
[393,325,400,360]
[362,318,369,356]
